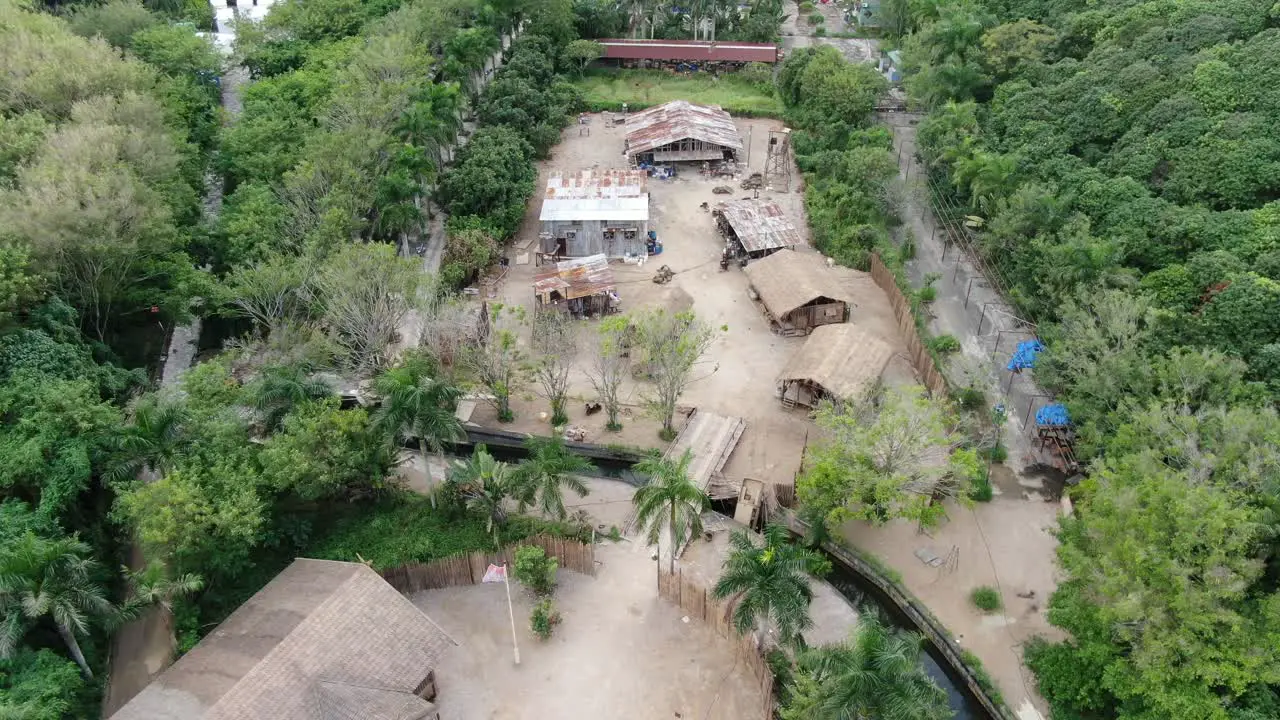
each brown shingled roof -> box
[109,559,452,720]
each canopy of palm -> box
[106,397,189,483]
[511,435,592,520]
[373,352,465,497]
[784,614,954,720]
[0,534,115,679]
[712,523,826,650]
[251,363,333,431]
[632,450,708,573]
[451,445,512,547]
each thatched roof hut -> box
[777,324,894,408]
[110,559,452,720]
[743,250,850,335]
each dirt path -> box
[102,8,259,716]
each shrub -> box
[808,12,825,24]
[954,385,985,411]
[815,26,827,36]
[928,334,961,354]
[530,598,561,640]
[968,465,994,502]
[970,585,1003,612]
[513,545,558,596]
[983,443,1008,464]
[798,1,815,11]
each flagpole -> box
[504,563,520,665]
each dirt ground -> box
[482,114,911,487]
[413,540,764,720]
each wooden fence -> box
[868,252,949,397]
[657,567,775,720]
[381,535,595,594]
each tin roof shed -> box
[539,169,650,222]
[624,100,743,159]
[715,199,803,253]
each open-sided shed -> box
[714,199,802,259]
[777,324,894,409]
[742,250,849,335]
[625,100,743,164]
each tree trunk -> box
[420,438,436,509]
[58,624,93,679]
[668,503,677,573]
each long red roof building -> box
[598,38,781,64]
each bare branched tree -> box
[315,244,420,375]
[463,302,529,422]
[586,314,631,431]
[224,255,314,338]
[632,309,720,440]
[418,290,483,368]
[529,307,577,426]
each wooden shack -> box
[742,249,849,336]
[533,254,619,318]
[776,324,894,409]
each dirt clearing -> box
[413,542,762,720]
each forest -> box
[880,0,1280,717]
[0,0,591,715]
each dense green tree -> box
[782,615,953,720]
[511,436,591,520]
[373,350,465,498]
[712,524,828,649]
[632,450,708,573]
[451,445,514,547]
[0,534,115,678]
[259,399,395,501]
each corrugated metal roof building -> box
[625,100,743,164]
[714,198,803,257]
[539,169,650,258]
[598,39,780,64]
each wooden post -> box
[504,563,520,665]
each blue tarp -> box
[1036,403,1070,427]
[1007,339,1044,371]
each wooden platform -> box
[665,410,746,493]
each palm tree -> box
[0,534,115,679]
[251,363,333,431]
[374,351,465,503]
[783,614,953,720]
[119,562,204,619]
[451,445,513,548]
[511,436,592,519]
[632,449,708,573]
[106,397,189,483]
[712,523,827,650]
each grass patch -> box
[573,69,784,118]
[961,649,1007,708]
[970,585,1003,612]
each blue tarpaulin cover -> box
[1036,403,1070,426]
[1007,340,1044,371]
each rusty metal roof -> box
[716,199,802,253]
[599,39,779,63]
[544,169,647,200]
[533,254,617,301]
[625,100,743,158]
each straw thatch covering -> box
[777,324,894,406]
[110,559,451,720]
[743,250,850,331]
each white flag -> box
[481,564,507,583]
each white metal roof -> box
[539,196,649,222]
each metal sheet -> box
[599,39,779,63]
[716,199,802,253]
[539,196,649,222]
[625,100,744,158]
[532,254,617,301]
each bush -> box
[983,443,1008,464]
[928,334,961,354]
[955,385,985,411]
[968,465,994,502]
[808,12,825,24]
[970,586,1003,612]
[815,26,827,36]
[530,598,561,640]
[799,1,815,11]
[513,545,558,596]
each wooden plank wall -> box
[657,567,776,720]
[381,535,596,594]
[868,253,949,397]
